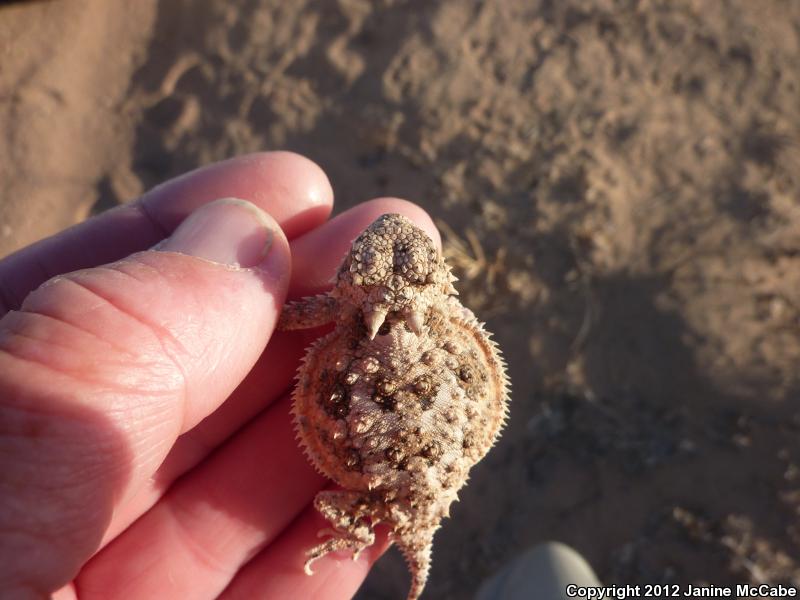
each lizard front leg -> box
[278,293,339,330]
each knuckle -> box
[3,264,189,399]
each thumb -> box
[0,198,290,595]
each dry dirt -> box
[2,1,799,598]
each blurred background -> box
[1,0,799,597]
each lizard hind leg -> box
[304,490,378,575]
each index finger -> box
[0,151,333,315]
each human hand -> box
[0,152,440,599]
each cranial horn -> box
[364,306,389,340]
[406,309,425,335]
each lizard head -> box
[336,213,456,339]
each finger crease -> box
[59,275,190,418]
[133,198,172,241]
[15,306,132,356]
[166,498,236,579]
[0,278,20,315]
[0,329,104,384]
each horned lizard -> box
[277,213,509,600]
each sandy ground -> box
[2,0,799,598]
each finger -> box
[74,394,326,600]
[288,197,441,298]
[94,198,441,547]
[0,199,290,596]
[0,151,333,315]
[220,507,391,600]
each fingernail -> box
[157,198,276,268]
